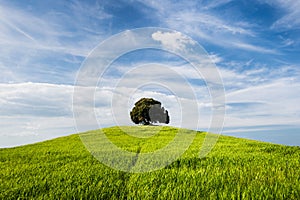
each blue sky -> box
[0,0,299,147]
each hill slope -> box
[1,126,299,199]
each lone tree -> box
[130,98,170,125]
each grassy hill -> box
[0,126,299,199]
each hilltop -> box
[1,126,299,199]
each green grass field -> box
[1,126,299,199]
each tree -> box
[130,98,170,125]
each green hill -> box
[1,126,299,199]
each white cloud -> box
[0,82,73,117]
[0,83,75,142]
[1,62,299,147]
[0,82,78,147]
[152,31,196,52]
[209,54,223,64]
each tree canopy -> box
[130,98,170,125]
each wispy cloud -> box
[232,42,279,54]
[266,0,300,30]
[222,65,300,129]
[137,0,278,54]
[202,0,234,10]
[0,2,107,57]
[171,11,255,36]
[0,1,112,84]
[0,18,37,43]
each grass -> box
[0,126,299,199]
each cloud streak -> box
[264,0,300,30]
